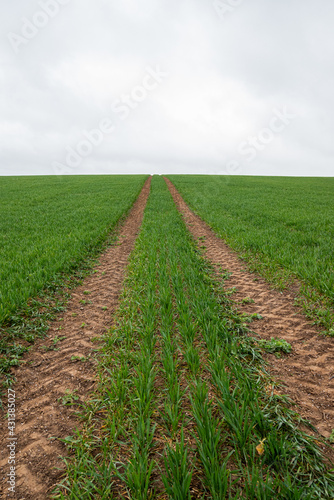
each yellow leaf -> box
[256,438,266,455]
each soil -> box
[165,178,334,447]
[0,177,151,500]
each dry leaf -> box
[256,438,266,455]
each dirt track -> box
[0,178,151,499]
[165,177,334,441]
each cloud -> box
[0,0,333,176]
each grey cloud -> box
[0,0,333,176]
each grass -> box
[54,176,334,499]
[0,175,147,395]
[168,175,334,332]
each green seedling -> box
[40,345,59,352]
[162,431,193,500]
[191,381,230,498]
[40,336,66,352]
[53,335,66,345]
[71,355,87,362]
[58,389,79,406]
[184,344,200,377]
[239,297,255,305]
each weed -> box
[239,297,255,305]
[54,335,66,344]
[58,390,79,406]
[79,300,92,305]
[241,312,263,322]
[257,337,292,356]
[71,356,87,363]
[322,328,334,338]
[40,335,66,352]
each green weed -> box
[258,337,292,356]
[58,390,79,406]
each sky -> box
[0,0,334,176]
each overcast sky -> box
[1,0,333,176]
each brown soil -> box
[165,177,334,443]
[0,177,151,500]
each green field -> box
[58,177,334,499]
[0,175,147,326]
[168,175,334,317]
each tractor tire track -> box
[165,177,334,441]
[0,177,151,499]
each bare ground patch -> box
[0,177,151,499]
[165,177,334,443]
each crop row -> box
[168,175,334,331]
[0,175,147,391]
[56,177,334,499]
